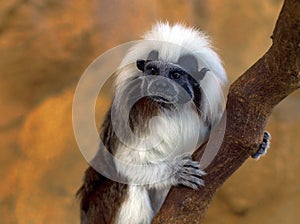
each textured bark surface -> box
[152,0,300,223]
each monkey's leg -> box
[251,131,271,159]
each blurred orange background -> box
[1,0,300,223]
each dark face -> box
[136,59,201,106]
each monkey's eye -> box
[170,72,181,79]
[147,66,158,76]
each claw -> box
[184,160,202,169]
[179,180,199,190]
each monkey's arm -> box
[115,153,204,189]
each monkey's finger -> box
[183,160,202,170]
[182,167,206,177]
[178,176,204,189]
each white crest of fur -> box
[116,22,227,87]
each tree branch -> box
[152,0,300,223]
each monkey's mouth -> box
[151,95,170,103]
[150,95,176,104]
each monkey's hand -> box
[172,154,205,190]
[252,131,271,159]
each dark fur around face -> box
[135,52,209,114]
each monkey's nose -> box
[153,80,169,91]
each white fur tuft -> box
[117,22,227,87]
[116,186,154,224]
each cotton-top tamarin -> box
[77,22,270,224]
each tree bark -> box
[152,0,300,223]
